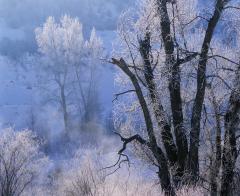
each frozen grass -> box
[52,150,205,196]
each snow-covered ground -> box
[0,19,24,40]
[0,56,33,129]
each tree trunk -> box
[220,76,239,195]
[209,88,222,196]
[156,0,188,178]
[60,85,69,133]
[139,32,178,166]
[189,0,226,181]
[220,129,237,196]
[112,58,175,195]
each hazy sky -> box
[0,0,133,29]
[0,0,133,57]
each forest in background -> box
[0,0,240,196]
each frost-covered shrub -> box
[0,128,49,196]
[55,149,158,196]
[54,148,205,196]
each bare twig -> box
[112,90,136,102]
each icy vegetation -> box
[0,128,49,196]
[0,0,240,195]
[0,128,204,196]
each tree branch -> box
[112,90,136,102]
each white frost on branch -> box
[0,128,49,196]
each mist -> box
[0,0,240,195]
[0,1,132,194]
[0,0,133,58]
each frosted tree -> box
[35,15,102,134]
[111,0,240,195]
[0,128,49,196]
[76,28,103,123]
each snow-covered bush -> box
[54,148,205,196]
[0,128,49,196]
